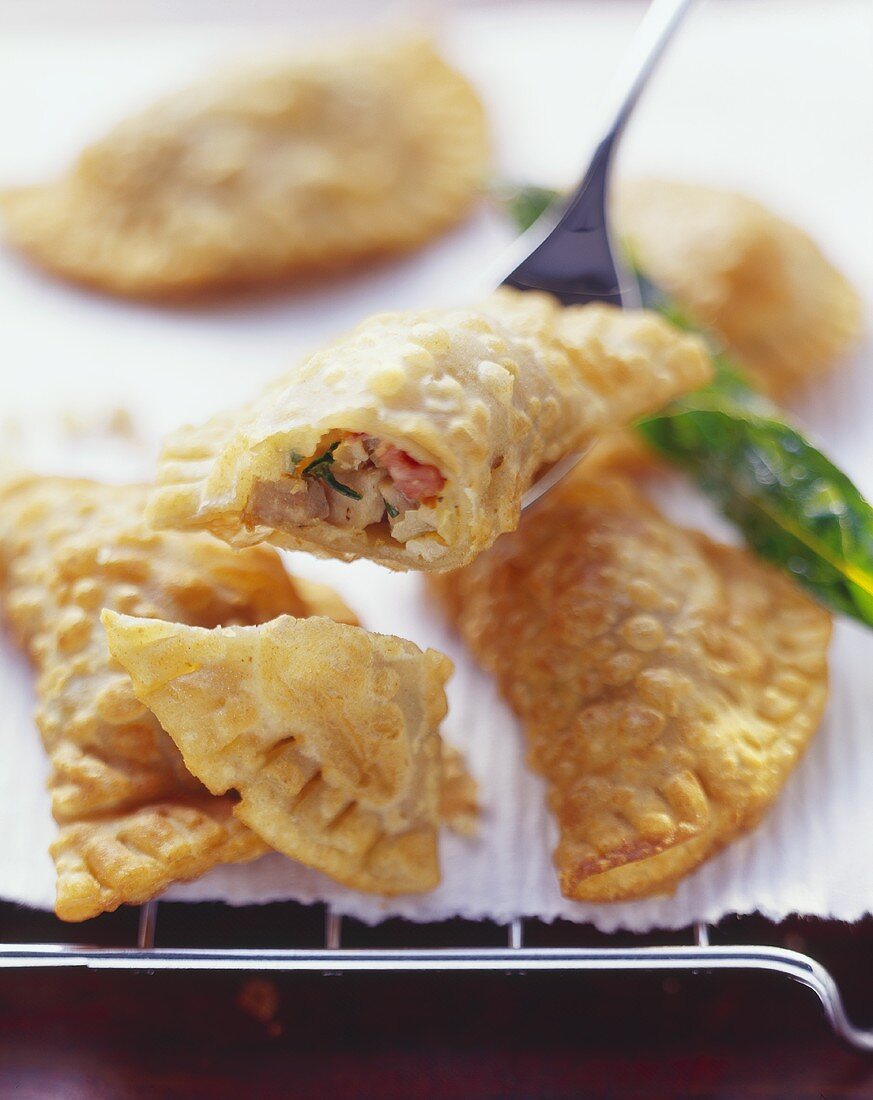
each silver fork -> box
[502,0,700,509]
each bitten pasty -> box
[431,471,831,902]
[0,473,345,919]
[148,288,711,571]
[618,179,861,395]
[103,612,452,894]
[0,37,488,297]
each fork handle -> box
[499,0,699,307]
[601,0,700,147]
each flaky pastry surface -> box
[431,472,831,902]
[0,474,321,919]
[619,179,861,395]
[0,37,488,297]
[149,287,711,571]
[103,612,452,894]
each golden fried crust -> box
[50,797,262,923]
[147,288,711,571]
[431,472,831,902]
[0,38,488,298]
[0,474,314,919]
[103,612,453,895]
[618,179,862,395]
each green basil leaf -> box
[495,181,873,625]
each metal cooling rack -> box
[1,903,871,1052]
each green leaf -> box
[635,271,873,622]
[493,181,873,625]
[383,499,399,519]
[638,401,873,621]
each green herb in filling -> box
[384,499,399,518]
[302,442,362,501]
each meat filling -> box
[246,433,445,541]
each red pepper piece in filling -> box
[377,444,445,503]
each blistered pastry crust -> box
[0,475,313,918]
[0,38,488,297]
[103,612,452,895]
[431,471,831,902]
[619,179,861,395]
[149,288,711,570]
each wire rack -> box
[1,902,871,1052]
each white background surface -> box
[1,0,872,929]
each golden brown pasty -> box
[103,612,453,894]
[148,288,711,570]
[0,37,488,297]
[0,474,326,919]
[618,179,861,395]
[431,470,831,902]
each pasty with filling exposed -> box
[148,288,711,570]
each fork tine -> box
[500,0,697,308]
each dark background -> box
[1,901,872,1099]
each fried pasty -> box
[103,612,453,894]
[618,179,861,395]
[148,288,711,571]
[431,471,831,902]
[0,38,488,297]
[0,473,331,920]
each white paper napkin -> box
[1,0,871,930]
